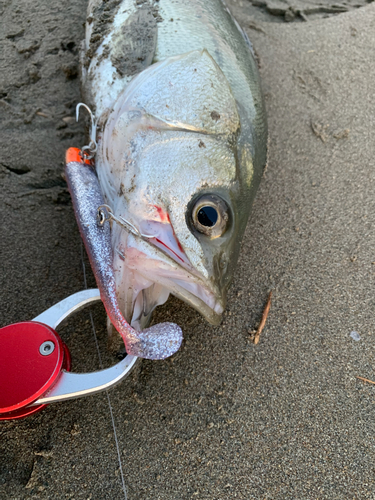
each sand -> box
[1,1,375,498]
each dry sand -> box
[1,1,375,498]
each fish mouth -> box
[113,232,224,331]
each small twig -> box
[36,111,50,118]
[253,291,272,345]
[248,22,266,34]
[356,376,375,386]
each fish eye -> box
[197,206,218,227]
[190,194,229,238]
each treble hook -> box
[76,102,98,160]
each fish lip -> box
[170,283,223,325]
[141,271,224,326]
[116,237,225,326]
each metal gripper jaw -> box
[0,290,138,420]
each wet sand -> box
[1,1,375,498]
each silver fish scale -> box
[126,50,240,136]
[154,0,267,163]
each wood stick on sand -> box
[356,376,375,386]
[253,291,272,345]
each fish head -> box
[96,50,257,328]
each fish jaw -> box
[111,219,225,330]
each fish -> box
[66,0,267,360]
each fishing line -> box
[80,243,128,500]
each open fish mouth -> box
[112,228,224,331]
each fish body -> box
[79,0,267,337]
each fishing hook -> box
[76,102,98,160]
[97,204,158,239]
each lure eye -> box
[191,195,229,238]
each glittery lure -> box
[65,154,183,360]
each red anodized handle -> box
[0,322,71,420]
